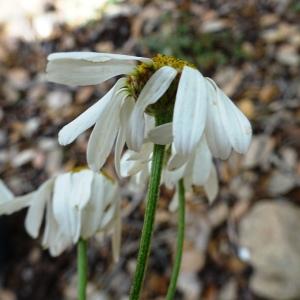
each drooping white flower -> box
[0,170,121,259]
[46,52,252,173]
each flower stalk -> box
[77,238,88,300]
[166,179,185,300]
[129,114,168,300]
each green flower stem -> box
[129,115,167,300]
[166,179,185,300]
[77,238,88,300]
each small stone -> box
[239,201,300,300]
[215,67,243,97]
[23,118,40,137]
[46,91,72,109]
[243,135,275,170]
[178,272,202,300]
[181,247,205,273]
[12,149,36,167]
[202,19,228,33]
[259,84,280,103]
[8,68,30,90]
[259,14,279,27]
[229,177,253,201]
[28,84,47,101]
[238,98,255,119]
[276,45,299,66]
[207,203,229,228]
[268,170,296,195]
[280,147,298,170]
[261,23,297,43]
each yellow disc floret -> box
[125,54,194,116]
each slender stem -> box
[77,238,88,300]
[129,115,166,300]
[166,179,185,300]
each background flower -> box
[0,170,121,259]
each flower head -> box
[0,170,121,259]
[46,52,252,173]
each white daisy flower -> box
[46,52,252,172]
[0,170,121,259]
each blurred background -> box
[0,0,299,299]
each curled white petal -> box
[204,165,219,203]
[87,79,125,171]
[173,66,207,157]
[115,97,135,178]
[147,122,173,145]
[190,137,212,186]
[58,83,117,145]
[25,179,53,238]
[168,189,179,212]
[219,90,252,154]
[205,79,231,159]
[47,52,150,86]
[206,78,252,155]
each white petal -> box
[48,232,71,257]
[205,79,231,159]
[53,173,81,243]
[47,52,150,86]
[0,180,14,202]
[80,174,106,239]
[168,189,179,212]
[115,97,135,178]
[167,152,188,171]
[147,122,173,145]
[126,66,177,151]
[204,165,219,203]
[127,143,153,162]
[219,90,252,154]
[163,164,186,188]
[25,179,53,238]
[43,201,71,256]
[133,165,150,188]
[0,193,33,215]
[69,170,93,209]
[48,52,151,63]
[173,66,208,157]
[191,137,212,185]
[58,83,117,145]
[120,150,146,177]
[145,115,155,133]
[87,79,125,171]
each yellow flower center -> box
[125,54,194,116]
